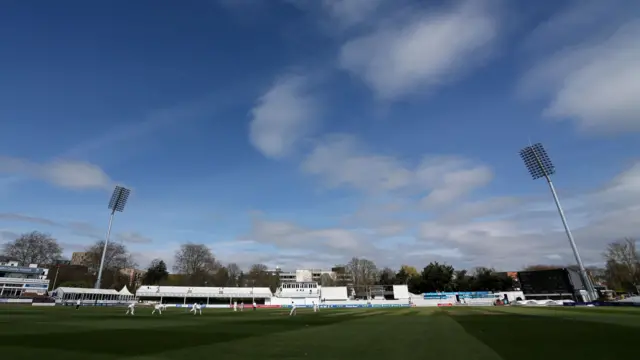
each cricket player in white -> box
[252,300,257,311]
[190,302,198,314]
[125,302,135,315]
[240,301,244,311]
[289,301,297,316]
[152,303,163,315]
[233,301,238,312]
[313,301,318,313]
[193,303,202,315]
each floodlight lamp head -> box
[519,143,555,180]
[108,186,131,212]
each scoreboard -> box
[517,268,584,295]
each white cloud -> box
[0,156,113,190]
[416,156,493,208]
[338,0,498,99]
[519,2,640,134]
[249,217,365,252]
[302,134,492,206]
[245,216,470,268]
[417,161,640,268]
[240,160,640,271]
[249,75,317,158]
[590,162,640,207]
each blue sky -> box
[1,0,639,271]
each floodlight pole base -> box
[51,266,60,291]
[95,210,116,289]
[545,175,598,302]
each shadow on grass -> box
[0,312,362,356]
[450,313,640,360]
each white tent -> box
[119,286,133,296]
[51,286,135,303]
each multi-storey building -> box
[70,252,91,266]
[120,268,146,287]
[266,267,351,284]
[0,261,50,297]
[0,256,19,267]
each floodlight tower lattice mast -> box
[519,143,597,302]
[95,185,131,289]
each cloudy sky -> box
[1,0,639,272]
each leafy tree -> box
[470,267,514,291]
[452,270,472,292]
[395,265,418,284]
[378,267,396,285]
[417,262,455,293]
[401,265,419,277]
[1,231,62,266]
[408,275,423,294]
[142,259,169,285]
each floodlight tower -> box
[95,185,131,289]
[519,143,597,302]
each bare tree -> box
[173,243,219,275]
[604,238,640,291]
[83,240,136,289]
[319,273,335,286]
[225,263,241,286]
[346,257,378,288]
[247,263,279,291]
[1,231,62,266]
[84,240,136,271]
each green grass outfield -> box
[1,305,639,360]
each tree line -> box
[1,231,638,294]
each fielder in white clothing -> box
[125,302,135,315]
[313,301,319,313]
[240,301,244,311]
[289,301,297,316]
[191,303,202,315]
[233,301,238,312]
[152,303,164,315]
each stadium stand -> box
[277,282,320,298]
[135,285,273,300]
[320,286,348,301]
[0,263,49,297]
[392,285,410,300]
